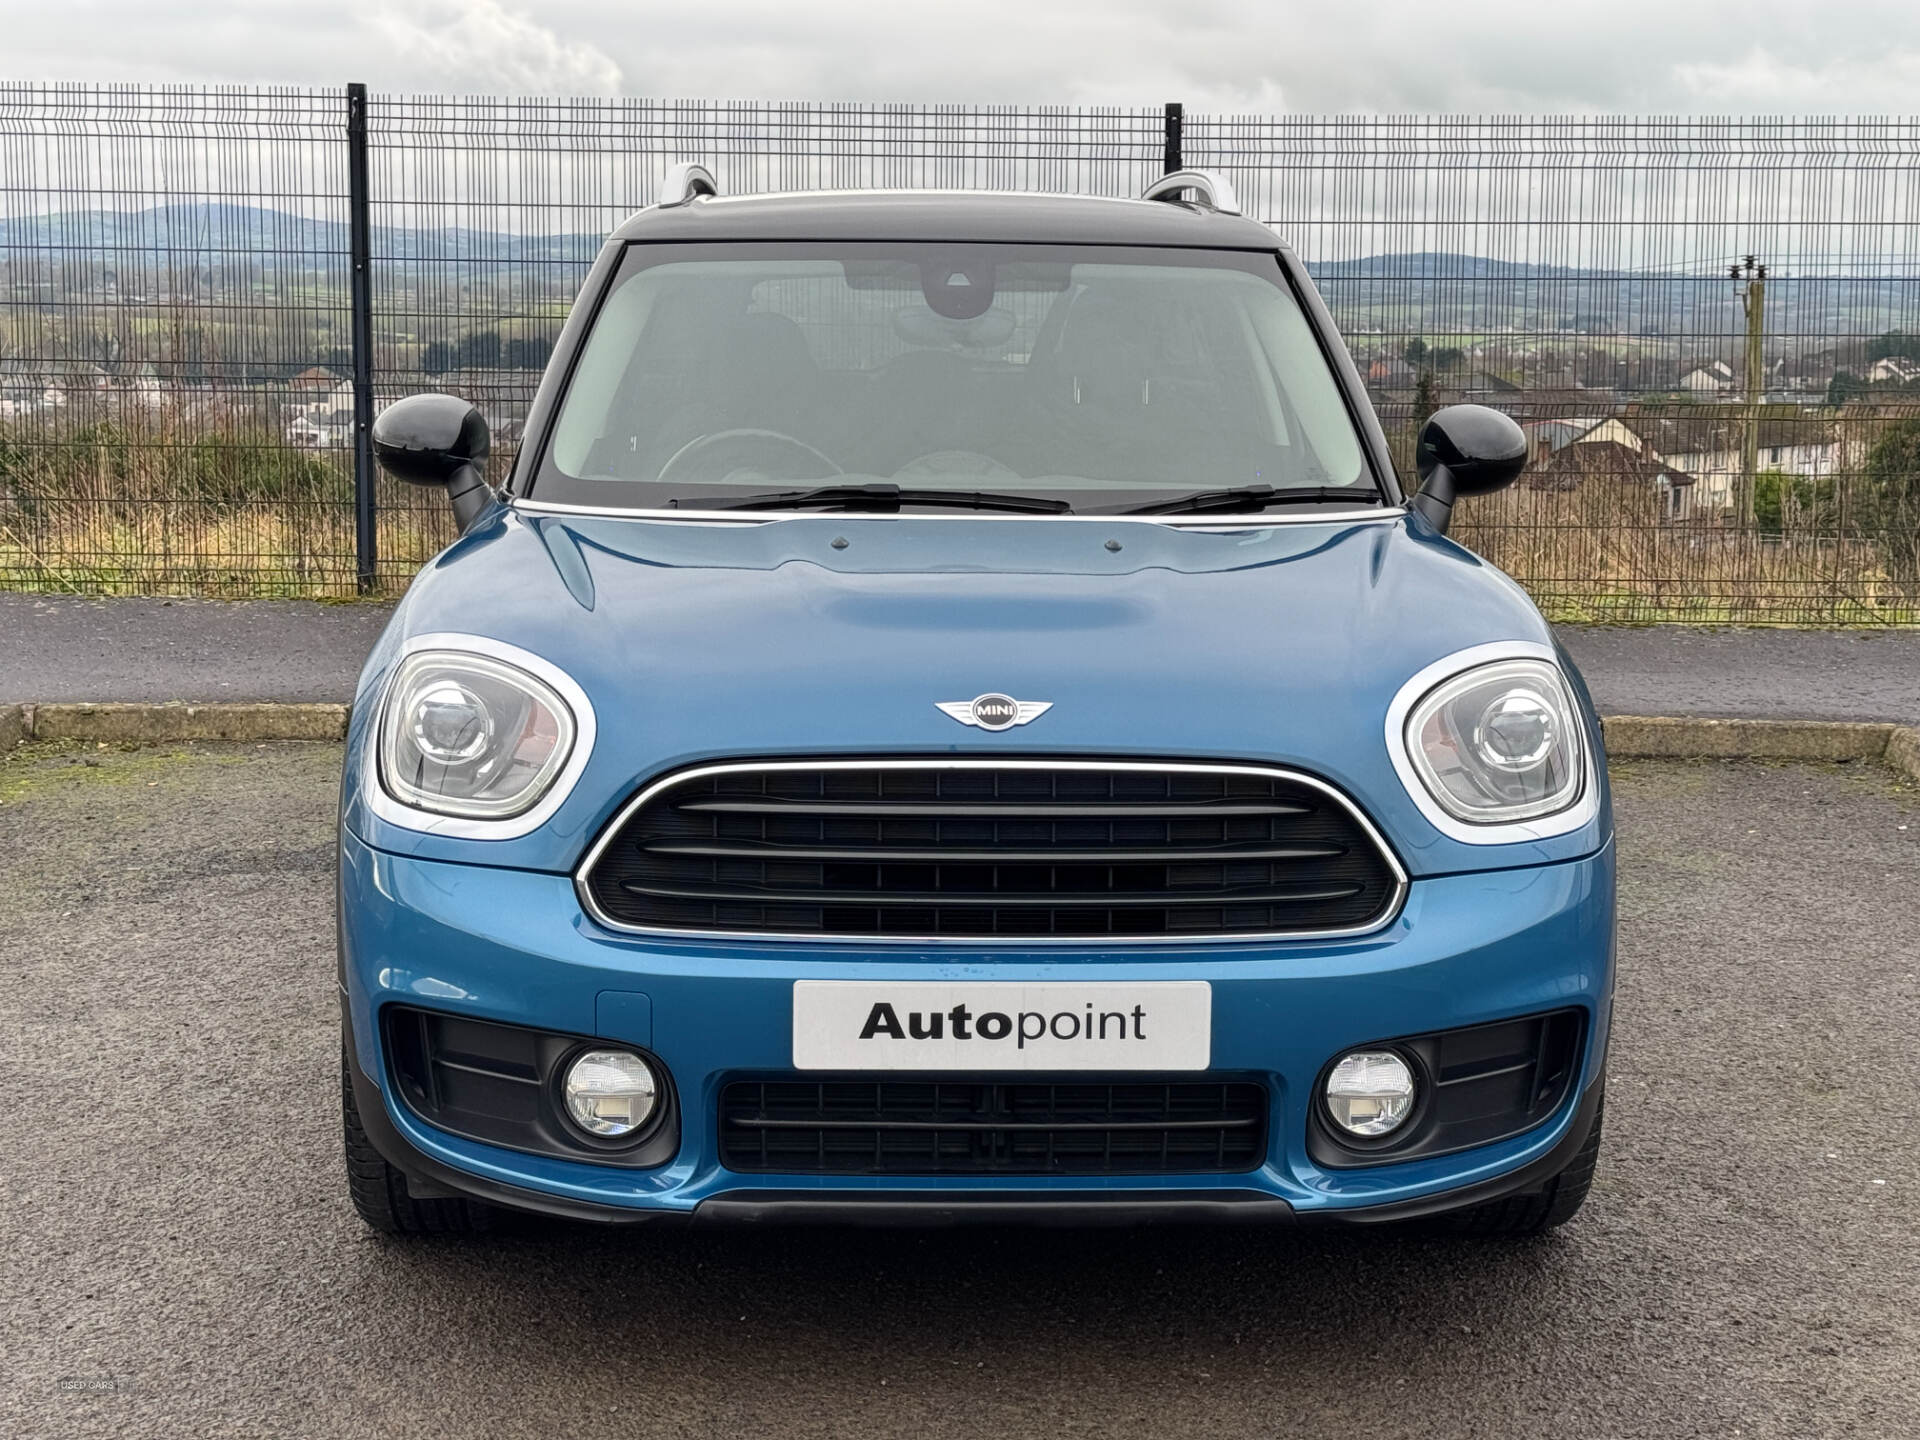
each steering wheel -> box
[655,429,842,487]
[891,450,1022,483]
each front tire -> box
[340,1049,492,1236]
[1443,1093,1604,1237]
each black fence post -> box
[346,82,377,594]
[1163,102,1183,174]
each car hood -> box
[343,508,1608,883]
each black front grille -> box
[580,761,1401,939]
[719,1079,1269,1175]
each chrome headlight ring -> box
[1385,641,1600,845]
[364,632,596,840]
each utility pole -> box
[1733,256,1767,529]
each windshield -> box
[535,242,1377,513]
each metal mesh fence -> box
[1189,114,1920,622]
[3,86,1918,621]
[0,84,355,594]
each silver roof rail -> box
[1140,168,1241,216]
[659,162,720,207]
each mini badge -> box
[935,693,1053,732]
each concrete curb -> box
[1,703,1915,783]
[1601,716,1897,762]
[8,702,349,744]
[1881,725,1920,784]
[1602,716,1919,783]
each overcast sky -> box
[3,0,1920,112]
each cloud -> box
[360,0,623,96]
[1673,47,1920,112]
[4,0,1920,114]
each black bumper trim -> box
[1305,1067,1606,1225]
[692,1190,1296,1226]
[344,1010,683,1226]
[342,996,1605,1228]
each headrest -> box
[732,311,815,372]
[1052,295,1154,409]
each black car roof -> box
[609,190,1284,249]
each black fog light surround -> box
[1309,1009,1585,1169]
[383,1006,678,1167]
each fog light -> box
[1324,1050,1416,1138]
[562,1049,658,1138]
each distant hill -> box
[0,201,605,264]
[3,208,1916,339]
[1301,250,1920,338]
[1308,252,1596,281]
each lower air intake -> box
[718,1078,1269,1175]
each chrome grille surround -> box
[575,758,1408,945]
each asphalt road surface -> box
[3,593,1919,721]
[2,744,1916,1438]
[1556,625,1920,722]
[0,595,393,704]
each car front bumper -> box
[339,829,1614,1224]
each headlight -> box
[1404,658,1583,824]
[379,650,577,819]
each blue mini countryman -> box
[339,166,1612,1236]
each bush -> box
[0,418,350,508]
[1753,470,1837,536]
[1861,418,1920,578]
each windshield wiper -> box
[1121,485,1383,516]
[697,483,1072,515]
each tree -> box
[459,330,502,370]
[1412,369,1439,431]
[178,327,208,385]
[504,335,554,370]
[1860,417,1920,579]
[1826,371,1867,407]
[421,340,454,375]
[1867,330,1920,365]
[1403,337,1429,366]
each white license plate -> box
[792,981,1212,1072]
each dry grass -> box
[3,416,1917,623]
[0,413,453,596]
[1453,484,1920,626]
[0,502,451,598]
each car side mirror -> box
[372,393,494,532]
[1409,405,1527,535]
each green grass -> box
[1537,593,1920,627]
